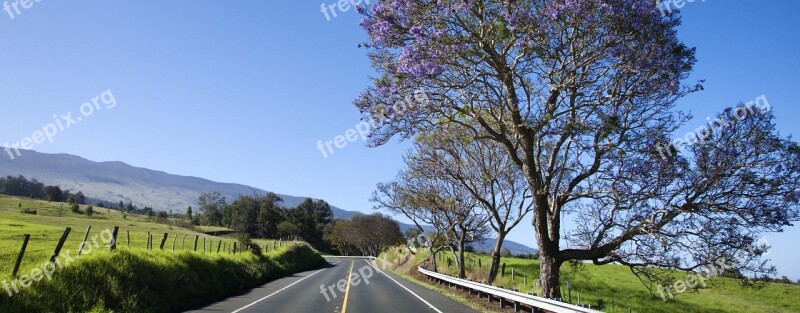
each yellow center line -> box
[341,260,355,313]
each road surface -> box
[188,257,478,313]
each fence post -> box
[78,226,92,255]
[217,240,221,253]
[172,234,177,252]
[182,234,187,250]
[147,232,151,250]
[512,267,515,281]
[159,233,168,250]
[110,226,119,250]
[193,235,199,252]
[233,242,237,255]
[50,227,72,263]
[126,230,130,247]
[203,237,206,253]
[12,234,30,277]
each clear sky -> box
[1,1,798,279]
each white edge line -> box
[365,260,445,313]
[231,268,326,313]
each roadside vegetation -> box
[0,195,326,312]
[379,247,800,313]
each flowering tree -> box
[355,0,800,298]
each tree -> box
[277,221,300,238]
[118,201,125,210]
[285,199,334,249]
[144,207,155,218]
[44,186,63,202]
[68,196,79,213]
[186,206,193,220]
[500,248,512,258]
[411,123,533,283]
[86,206,94,217]
[356,0,800,297]
[256,193,284,238]
[126,201,135,212]
[198,191,226,226]
[324,219,356,256]
[74,191,86,205]
[374,167,488,278]
[226,195,260,235]
[349,213,403,257]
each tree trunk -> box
[487,233,506,284]
[457,245,466,278]
[428,246,438,272]
[539,250,563,298]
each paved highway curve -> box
[188,257,478,313]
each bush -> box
[86,206,94,216]
[70,203,80,213]
[20,209,37,215]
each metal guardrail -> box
[418,266,604,313]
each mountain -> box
[0,150,536,254]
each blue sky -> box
[1,1,798,279]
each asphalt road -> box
[188,257,478,313]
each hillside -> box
[0,150,538,255]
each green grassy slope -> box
[0,195,326,312]
[380,248,800,313]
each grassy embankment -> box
[0,195,326,312]
[379,247,800,313]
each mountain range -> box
[0,150,536,254]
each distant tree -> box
[500,248,512,258]
[198,191,226,226]
[86,206,94,217]
[144,207,154,218]
[70,202,80,213]
[118,201,125,210]
[74,191,86,205]
[157,210,168,222]
[256,193,284,238]
[285,199,334,250]
[226,195,260,235]
[348,213,403,257]
[44,186,63,202]
[126,201,134,212]
[186,206,193,220]
[324,219,355,256]
[276,221,300,238]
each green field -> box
[0,195,323,312]
[0,195,300,279]
[381,247,800,313]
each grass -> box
[0,195,298,279]
[0,195,326,312]
[379,247,800,313]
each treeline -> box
[190,191,402,254]
[0,175,88,204]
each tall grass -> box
[0,243,325,312]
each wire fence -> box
[0,226,301,280]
